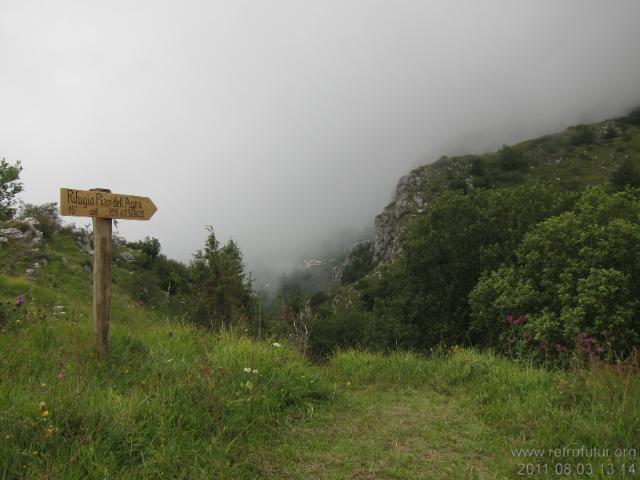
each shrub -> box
[497,145,527,171]
[400,184,573,346]
[568,125,595,146]
[470,186,640,358]
[0,159,23,220]
[129,236,161,265]
[610,157,640,191]
[306,308,417,359]
[19,202,61,239]
[469,156,485,176]
[601,122,619,140]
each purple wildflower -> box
[15,295,25,307]
[555,344,567,353]
[539,339,549,351]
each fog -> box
[2,0,640,283]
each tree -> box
[188,227,254,328]
[356,183,574,349]
[0,159,23,220]
[470,187,640,357]
[130,236,161,264]
[469,156,485,176]
[497,145,527,171]
[610,157,640,191]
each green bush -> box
[610,157,640,190]
[129,236,161,265]
[307,305,419,359]
[373,183,574,349]
[568,124,596,146]
[469,156,485,176]
[497,145,527,171]
[601,122,619,140]
[19,202,61,239]
[0,158,23,220]
[470,186,640,358]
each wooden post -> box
[92,188,112,356]
[59,186,157,355]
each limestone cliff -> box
[331,154,475,288]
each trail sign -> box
[60,188,157,220]
[59,188,157,356]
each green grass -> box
[1,232,332,478]
[1,219,639,477]
[257,350,639,479]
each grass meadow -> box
[0,232,638,479]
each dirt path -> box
[258,388,514,479]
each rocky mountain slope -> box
[331,108,640,288]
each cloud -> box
[2,0,639,283]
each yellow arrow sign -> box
[60,188,157,221]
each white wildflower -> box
[243,367,252,373]
[272,342,281,348]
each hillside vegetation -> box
[0,250,638,478]
[1,110,640,478]
[293,108,640,360]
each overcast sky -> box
[2,1,640,281]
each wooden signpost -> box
[60,188,157,356]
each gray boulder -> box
[112,235,128,247]
[31,230,44,246]
[0,228,24,240]
[120,251,135,263]
[22,217,40,229]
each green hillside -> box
[1,110,640,478]
[407,109,640,201]
[1,240,638,478]
[298,109,640,361]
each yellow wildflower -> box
[41,410,49,418]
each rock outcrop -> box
[120,251,135,263]
[373,173,428,264]
[71,227,94,256]
[0,217,44,246]
[329,239,375,289]
[330,168,432,288]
